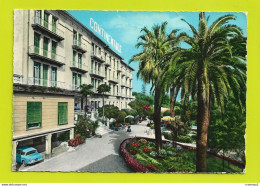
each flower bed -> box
[120,137,245,173]
[68,134,85,147]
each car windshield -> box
[26,150,37,155]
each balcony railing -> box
[32,16,64,41]
[72,39,87,53]
[71,61,88,74]
[28,46,65,66]
[27,77,65,88]
[108,77,118,84]
[91,53,105,63]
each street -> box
[20,120,154,172]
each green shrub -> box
[150,124,154,129]
[163,110,171,116]
[177,135,193,143]
[75,117,94,139]
[162,132,173,140]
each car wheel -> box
[22,160,27,167]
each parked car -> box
[16,146,43,166]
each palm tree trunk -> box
[154,86,163,151]
[170,86,175,117]
[196,74,210,172]
[84,95,88,118]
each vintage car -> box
[16,146,43,166]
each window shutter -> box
[43,65,48,86]
[58,102,68,125]
[27,102,42,129]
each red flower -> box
[142,147,150,153]
[131,142,140,148]
[129,149,137,155]
[146,164,157,171]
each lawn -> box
[126,139,243,173]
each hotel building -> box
[12,10,135,169]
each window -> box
[95,62,97,73]
[77,74,82,87]
[33,62,41,85]
[52,17,57,33]
[72,73,77,90]
[98,47,101,55]
[91,60,94,72]
[44,12,49,29]
[95,46,97,55]
[73,51,76,66]
[91,78,94,87]
[34,10,41,24]
[58,102,68,125]
[27,102,42,129]
[51,41,57,60]
[92,43,94,55]
[78,53,82,68]
[51,67,57,87]
[98,64,101,74]
[78,34,82,46]
[34,33,40,54]
[105,53,107,62]
[73,30,77,45]
[43,65,48,86]
[105,67,107,79]
[43,37,49,57]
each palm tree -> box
[174,12,247,172]
[130,21,182,150]
[97,84,110,120]
[79,84,93,117]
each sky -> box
[68,11,247,94]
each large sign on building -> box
[90,18,122,53]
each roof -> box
[17,146,37,152]
[59,10,135,72]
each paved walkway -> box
[21,120,154,172]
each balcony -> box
[91,54,105,63]
[108,77,118,84]
[28,46,65,66]
[31,16,64,41]
[104,61,111,67]
[89,70,105,79]
[72,39,87,53]
[27,77,66,89]
[70,61,88,74]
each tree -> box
[116,110,127,124]
[208,96,246,169]
[98,105,119,121]
[97,84,110,120]
[130,22,182,151]
[128,100,150,119]
[132,92,154,106]
[79,84,93,117]
[175,12,247,172]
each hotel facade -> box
[12,10,134,169]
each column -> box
[12,141,18,171]
[70,128,74,140]
[45,133,52,159]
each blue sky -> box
[68,11,247,94]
